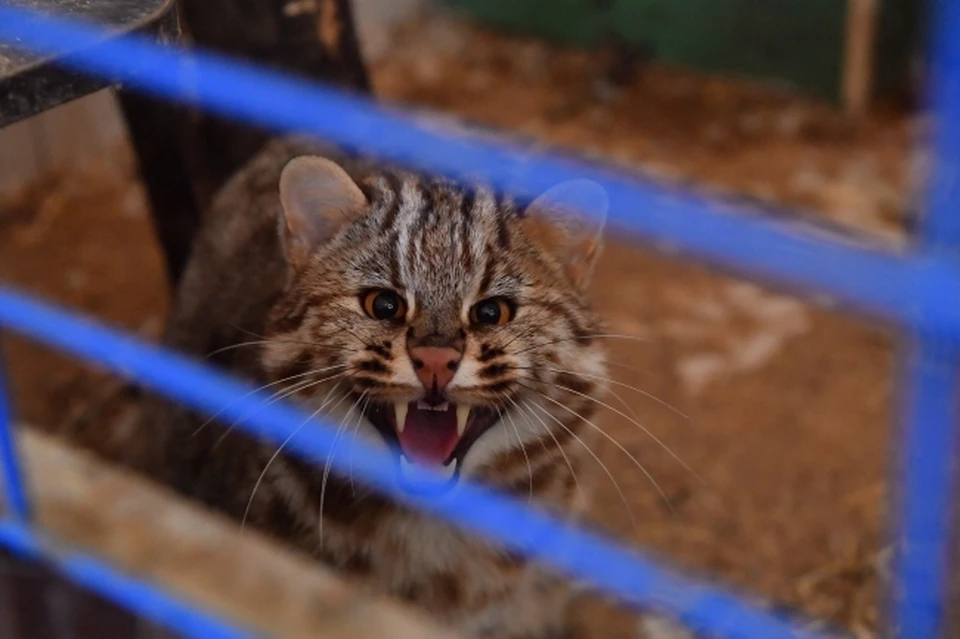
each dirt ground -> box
[0,11,913,639]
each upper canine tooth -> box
[395,402,409,433]
[456,405,470,437]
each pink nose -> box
[410,346,461,392]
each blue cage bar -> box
[0,2,958,637]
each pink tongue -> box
[397,404,460,466]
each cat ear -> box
[523,179,608,289]
[278,156,368,265]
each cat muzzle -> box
[363,399,500,491]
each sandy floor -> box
[0,11,916,639]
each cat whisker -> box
[507,396,581,505]
[334,324,382,351]
[510,397,580,490]
[498,405,534,505]
[211,370,348,448]
[191,364,347,439]
[204,339,271,358]
[550,381,703,485]
[518,382,675,514]
[605,358,660,380]
[511,333,651,356]
[511,363,688,431]
[543,366,690,421]
[522,398,637,531]
[240,381,347,531]
[571,377,655,454]
[228,324,336,351]
[347,394,373,497]
[319,390,367,547]
[497,320,557,351]
[499,314,598,353]
[228,325,272,340]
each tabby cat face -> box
[263,156,607,493]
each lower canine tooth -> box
[437,461,457,481]
[456,405,470,437]
[394,402,408,433]
[399,457,458,482]
[400,456,418,476]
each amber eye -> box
[362,290,406,321]
[470,298,513,327]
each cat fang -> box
[362,399,501,492]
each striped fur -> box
[138,136,609,638]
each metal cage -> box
[1,2,959,637]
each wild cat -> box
[134,134,610,638]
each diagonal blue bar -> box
[0,345,30,521]
[0,519,256,639]
[0,285,831,639]
[1,5,960,334]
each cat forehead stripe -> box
[360,173,506,302]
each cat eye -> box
[362,289,406,321]
[470,298,513,327]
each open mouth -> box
[364,399,499,490]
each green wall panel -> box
[443,0,922,103]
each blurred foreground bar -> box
[0,428,457,639]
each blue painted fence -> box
[0,3,958,638]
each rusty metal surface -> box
[0,0,179,126]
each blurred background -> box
[0,0,933,637]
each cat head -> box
[262,154,608,494]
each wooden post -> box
[842,0,880,117]
[1,429,458,639]
[119,0,372,287]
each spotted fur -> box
[137,135,609,638]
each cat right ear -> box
[278,156,368,266]
[523,179,608,290]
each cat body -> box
[136,135,608,638]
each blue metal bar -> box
[1,6,960,334]
[893,1,960,634]
[0,519,256,639]
[922,0,960,249]
[0,285,831,639]
[0,343,30,521]
[893,335,960,638]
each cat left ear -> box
[524,179,608,289]
[278,156,368,266]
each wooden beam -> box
[4,428,457,639]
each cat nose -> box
[410,346,461,393]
